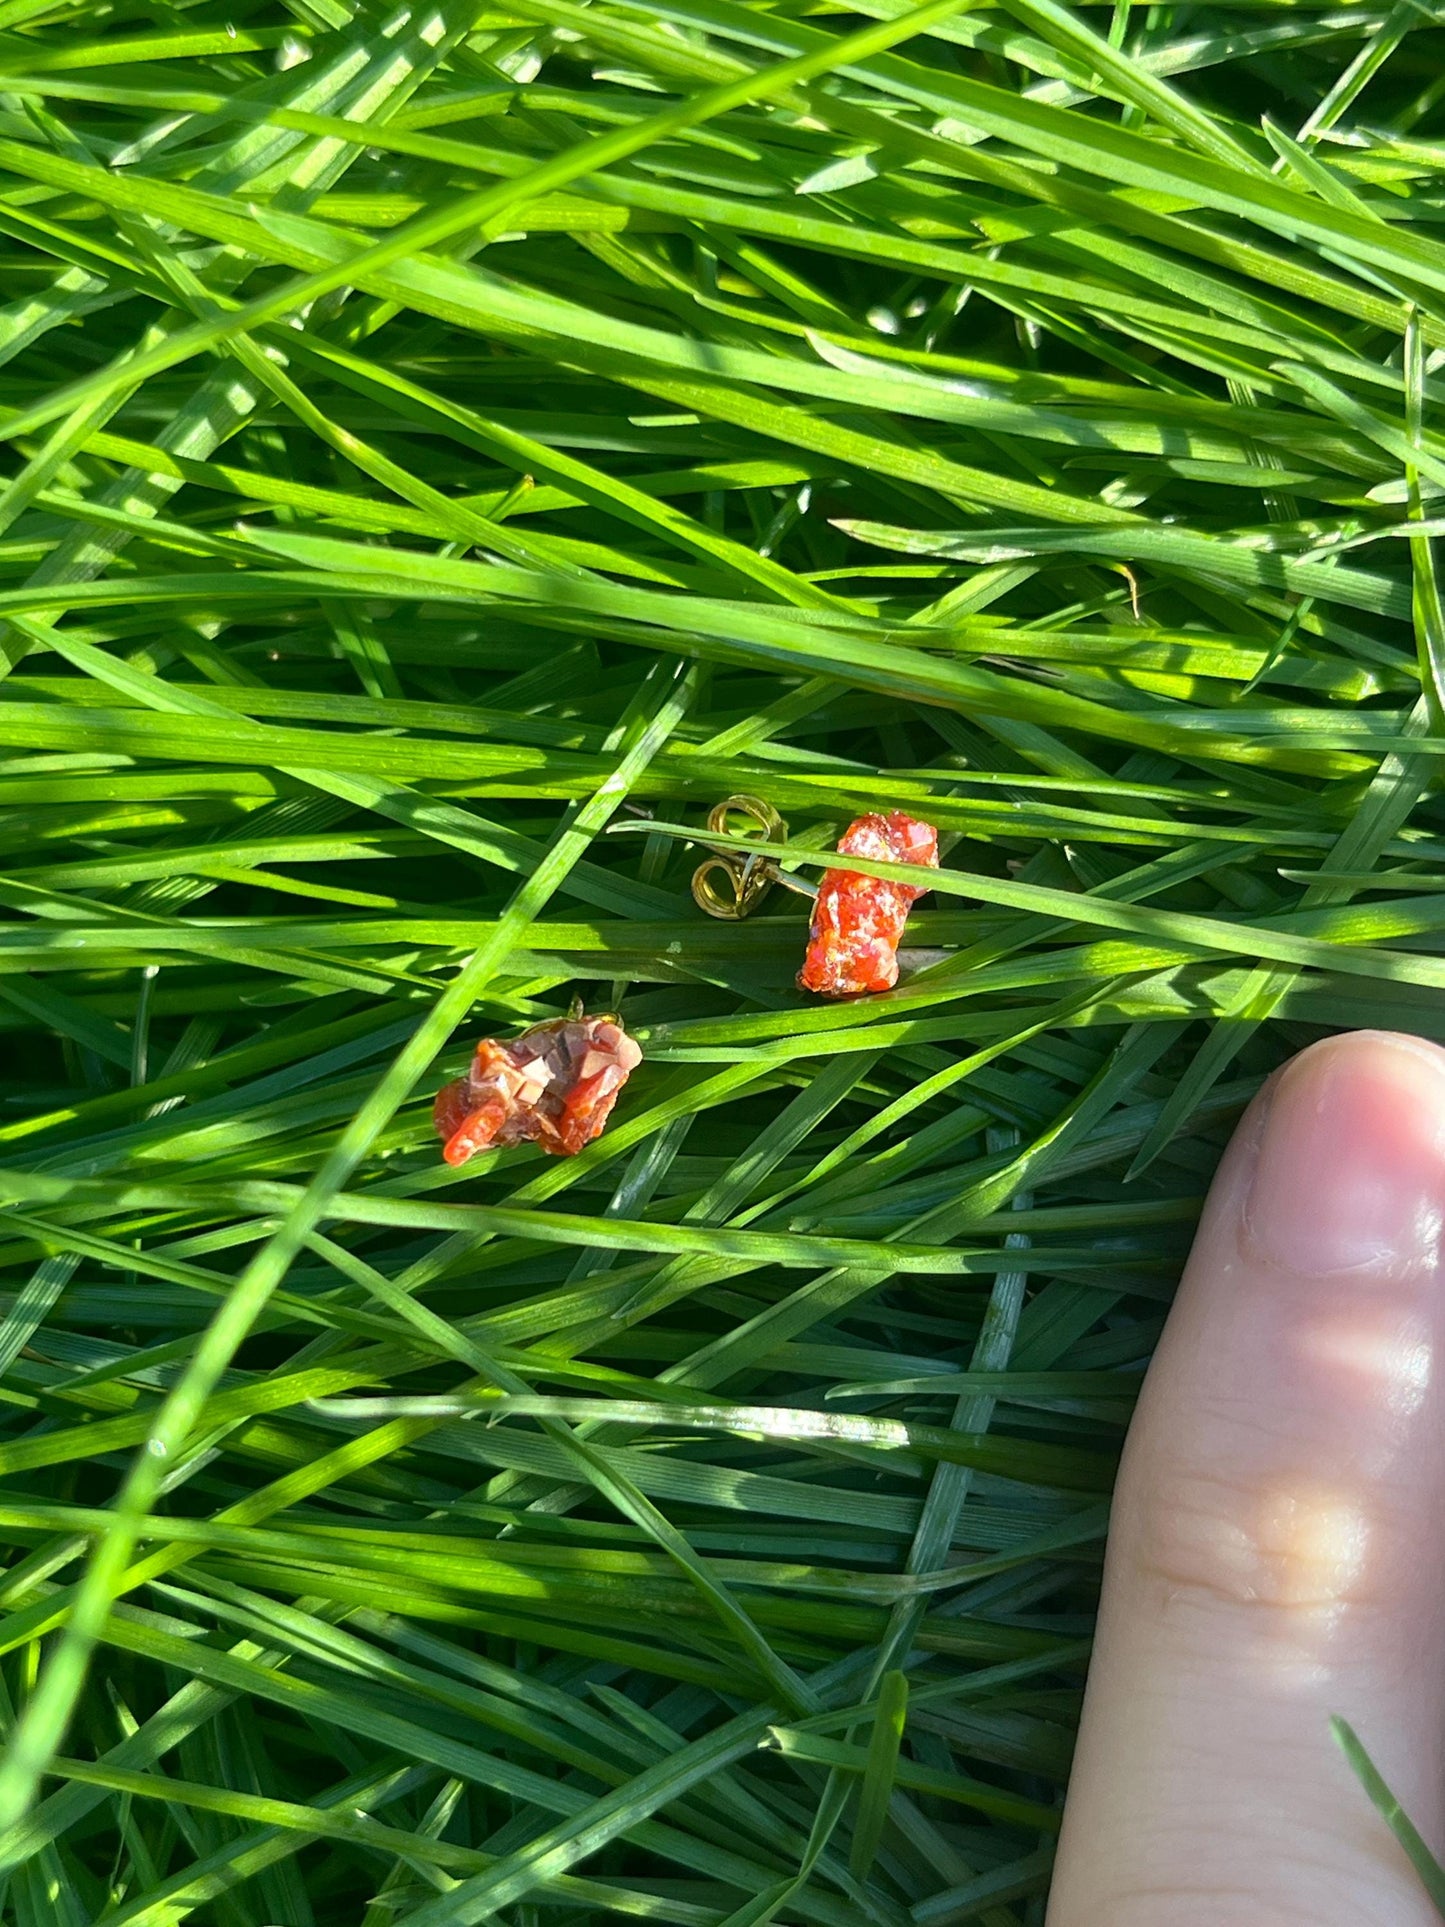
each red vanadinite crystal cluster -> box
[797,812,939,997]
[434,1014,643,1165]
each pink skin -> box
[1049,1031,1445,1926]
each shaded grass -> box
[0,0,1442,1921]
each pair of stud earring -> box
[435,796,939,1166]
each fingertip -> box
[1049,1028,1445,1924]
[1242,1028,1445,1280]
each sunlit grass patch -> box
[0,0,1441,1921]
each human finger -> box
[1048,1029,1445,1926]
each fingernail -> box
[1244,1032,1445,1277]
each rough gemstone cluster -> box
[798,811,940,997]
[434,1014,642,1166]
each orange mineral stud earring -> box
[434,1008,642,1166]
[686,796,940,998]
[797,812,939,997]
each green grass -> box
[0,0,1441,1921]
